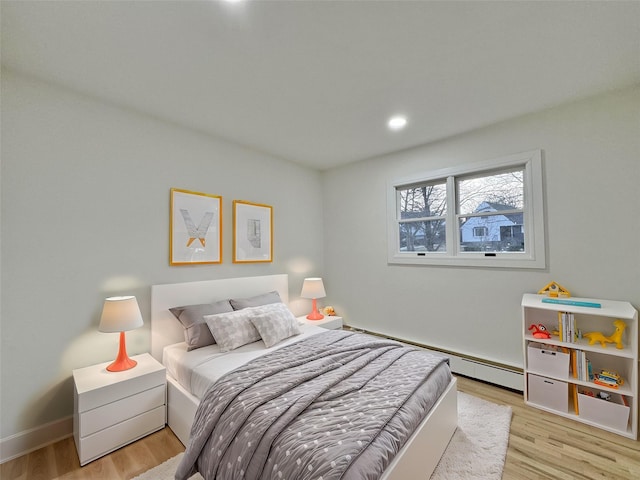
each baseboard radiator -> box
[344,326,524,391]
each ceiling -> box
[2,1,639,170]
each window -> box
[398,182,447,252]
[473,227,488,237]
[387,150,545,268]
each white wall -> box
[322,86,640,368]
[0,70,324,440]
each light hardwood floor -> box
[2,375,639,479]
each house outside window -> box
[387,150,545,268]
[460,203,524,252]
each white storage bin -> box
[527,344,570,379]
[578,392,630,432]
[527,374,569,413]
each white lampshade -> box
[99,296,144,333]
[301,278,326,299]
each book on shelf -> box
[571,384,579,415]
[557,312,563,342]
[541,298,601,308]
[557,312,576,343]
[572,349,593,382]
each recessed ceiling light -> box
[387,115,408,131]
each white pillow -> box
[250,303,301,348]
[204,307,263,352]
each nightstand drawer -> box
[80,384,165,437]
[77,405,165,465]
[76,368,165,413]
[297,316,343,330]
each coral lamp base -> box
[106,331,138,372]
[306,298,325,320]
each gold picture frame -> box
[233,200,273,263]
[170,188,222,265]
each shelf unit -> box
[522,293,638,439]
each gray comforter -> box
[176,329,451,480]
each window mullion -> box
[522,157,534,255]
[446,175,457,256]
[392,188,401,252]
[464,209,523,219]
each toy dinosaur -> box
[583,319,627,349]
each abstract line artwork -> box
[247,219,261,248]
[180,209,214,247]
[233,200,273,263]
[170,188,222,265]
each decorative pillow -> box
[169,300,233,351]
[204,307,263,352]
[250,303,301,348]
[229,291,282,310]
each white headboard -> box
[151,274,289,361]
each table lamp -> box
[301,277,326,320]
[99,296,144,372]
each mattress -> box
[163,323,327,399]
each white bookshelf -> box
[522,293,638,439]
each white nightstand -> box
[298,315,343,330]
[73,353,166,465]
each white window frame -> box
[387,150,545,268]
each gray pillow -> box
[204,307,263,352]
[250,303,301,348]
[169,300,233,351]
[229,291,282,310]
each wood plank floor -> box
[2,375,639,479]
[0,427,184,480]
[459,376,640,480]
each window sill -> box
[388,251,545,269]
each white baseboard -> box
[0,416,73,464]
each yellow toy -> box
[538,281,570,298]
[583,319,627,349]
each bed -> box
[151,274,457,479]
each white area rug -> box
[133,392,511,480]
[431,392,512,480]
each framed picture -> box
[170,188,222,265]
[233,200,273,263]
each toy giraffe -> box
[583,319,627,349]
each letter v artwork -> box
[170,188,222,265]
